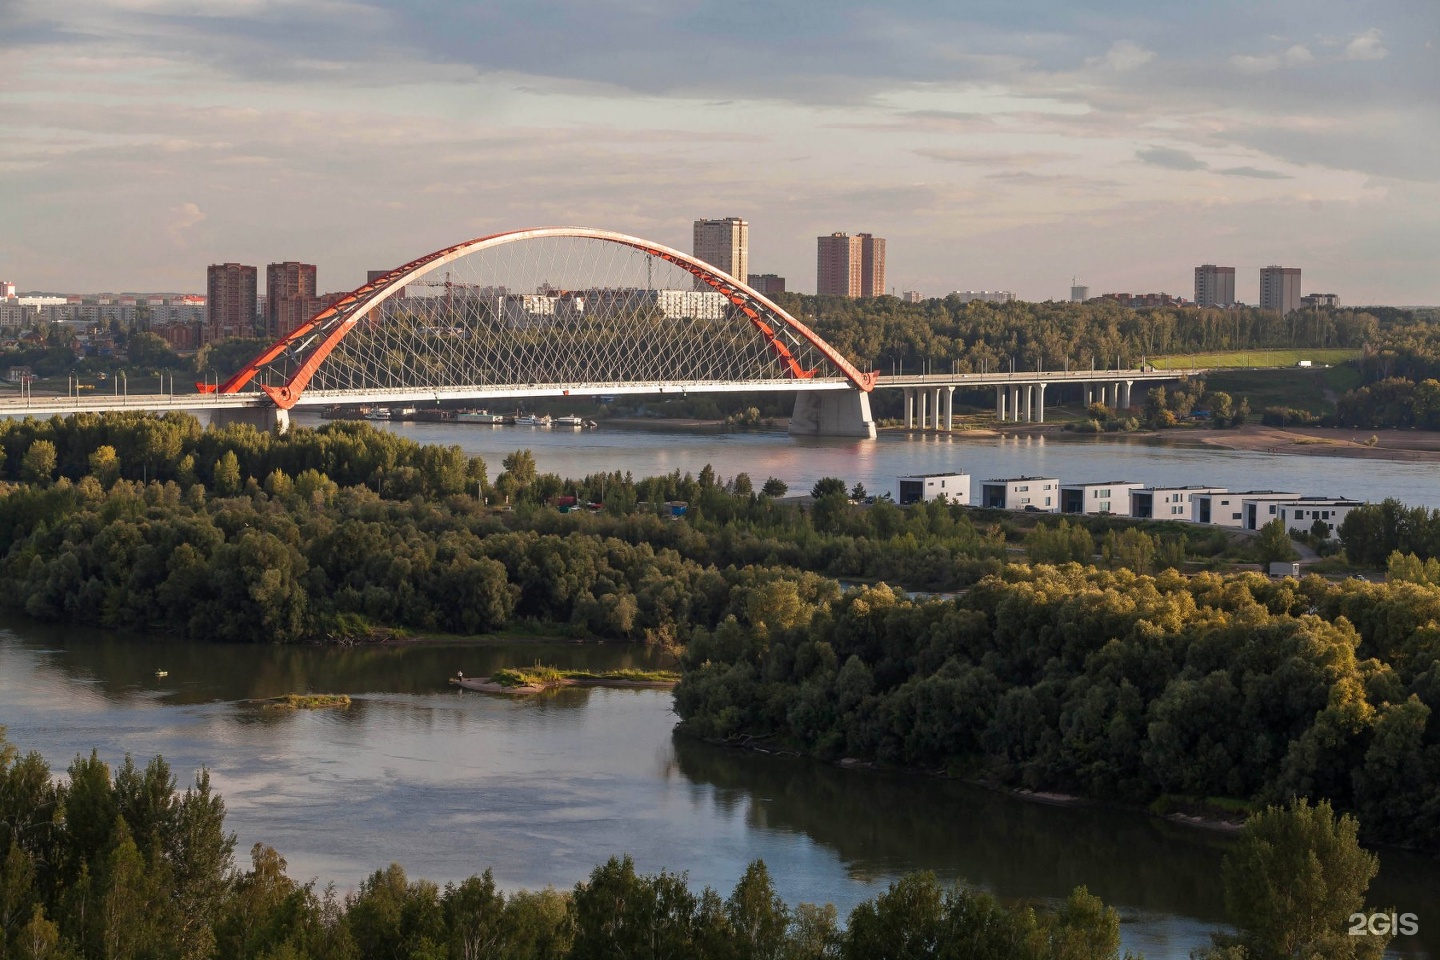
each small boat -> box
[515,414,551,427]
[553,415,585,428]
[364,408,392,421]
[154,670,168,678]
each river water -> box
[302,413,1440,510]
[3,421,1437,958]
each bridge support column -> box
[945,387,954,431]
[206,405,290,435]
[1035,384,1046,423]
[996,386,1005,421]
[789,390,877,439]
[918,389,928,429]
[903,388,914,428]
[1009,385,1020,422]
[933,388,943,430]
[1119,380,1133,411]
[1023,384,1033,422]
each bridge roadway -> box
[0,367,1202,435]
[877,368,1205,429]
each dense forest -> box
[0,730,1394,959]
[674,563,1440,851]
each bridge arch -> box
[214,227,877,410]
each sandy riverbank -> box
[451,675,678,695]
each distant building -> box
[817,232,886,298]
[1097,292,1186,309]
[1060,481,1143,515]
[0,281,15,298]
[858,233,886,297]
[952,290,1015,304]
[266,261,317,339]
[1129,486,1228,521]
[693,218,749,286]
[1301,293,1339,308]
[897,473,970,506]
[747,274,786,297]
[206,263,258,342]
[1259,266,1302,315]
[1070,282,1089,303]
[1194,265,1236,307]
[901,290,923,304]
[817,233,861,297]
[980,476,1059,511]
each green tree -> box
[21,441,57,484]
[1220,798,1386,960]
[727,861,789,960]
[213,451,242,497]
[811,477,847,500]
[1210,391,1234,427]
[761,477,788,498]
[732,473,754,497]
[87,445,121,487]
[1255,518,1299,565]
[1101,528,1157,573]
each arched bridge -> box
[207,227,880,437]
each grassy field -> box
[1150,348,1360,370]
[1204,364,1362,414]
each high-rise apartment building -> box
[816,233,862,297]
[206,263,258,342]
[266,261,318,339]
[858,233,886,297]
[1194,265,1236,307]
[692,218,748,286]
[0,281,15,299]
[1259,266,1302,315]
[747,274,786,297]
[1070,281,1089,303]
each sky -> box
[1,0,1437,303]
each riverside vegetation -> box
[0,728,1397,959]
[1,416,1438,852]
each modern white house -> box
[1193,491,1298,528]
[1130,486,1228,521]
[980,476,1059,511]
[1271,498,1363,539]
[1060,481,1143,515]
[897,473,971,506]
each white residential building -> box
[1272,499,1363,539]
[1130,486,1228,521]
[980,476,1059,512]
[1060,481,1143,515]
[1193,491,1298,528]
[897,473,971,506]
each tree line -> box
[0,729,1397,959]
[675,563,1440,852]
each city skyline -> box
[1,2,1436,303]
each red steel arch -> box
[211,227,878,409]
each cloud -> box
[1087,40,1155,72]
[166,201,206,245]
[1343,28,1387,61]
[1136,147,1207,171]
[1216,166,1292,180]
[1230,44,1314,74]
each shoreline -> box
[451,675,678,695]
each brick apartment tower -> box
[1194,264,1236,307]
[266,262,318,339]
[858,233,886,297]
[1259,266,1302,315]
[692,218,749,290]
[206,263,258,342]
[817,233,861,297]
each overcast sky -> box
[2,0,1437,303]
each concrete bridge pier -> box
[1009,385,1021,422]
[206,405,290,435]
[789,390,877,439]
[1036,383,1046,423]
[944,386,954,430]
[996,386,1006,421]
[1119,380,1133,411]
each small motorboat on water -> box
[553,415,585,428]
[456,410,507,424]
[514,413,551,427]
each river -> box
[302,413,1440,510]
[1,624,1435,960]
